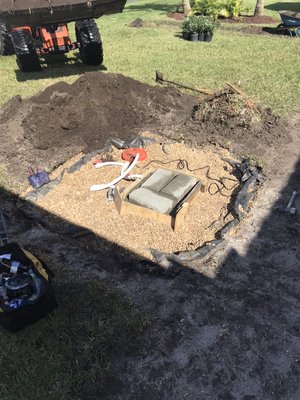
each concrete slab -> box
[161,175,197,200]
[128,187,176,214]
[141,168,176,192]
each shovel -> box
[155,70,214,95]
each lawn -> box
[0,0,300,114]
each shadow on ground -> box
[0,158,300,399]
[265,2,300,12]
[15,54,107,82]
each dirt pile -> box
[181,89,289,150]
[0,72,290,190]
[23,72,193,152]
[0,72,196,188]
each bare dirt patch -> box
[222,15,278,24]
[167,12,278,25]
[0,72,299,400]
[167,12,185,21]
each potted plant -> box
[181,17,190,40]
[203,17,218,42]
[189,16,199,41]
[195,15,207,41]
[181,16,199,41]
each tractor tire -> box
[0,15,14,56]
[75,19,103,66]
[11,29,41,72]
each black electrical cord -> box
[137,158,239,196]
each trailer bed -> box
[1,0,127,29]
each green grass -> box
[0,268,150,400]
[0,0,300,114]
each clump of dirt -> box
[167,12,185,21]
[181,89,289,150]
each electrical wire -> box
[137,158,240,196]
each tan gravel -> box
[34,136,238,260]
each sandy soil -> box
[33,139,236,259]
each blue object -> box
[6,298,28,310]
[28,170,50,189]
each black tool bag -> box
[0,243,57,332]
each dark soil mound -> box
[129,18,144,28]
[179,89,289,151]
[0,72,196,188]
[22,72,192,153]
[0,73,290,190]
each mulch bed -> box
[168,12,279,25]
[222,15,279,24]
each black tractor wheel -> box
[75,19,103,66]
[0,15,14,56]
[11,29,41,72]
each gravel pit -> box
[31,137,238,260]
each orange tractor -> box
[0,0,126,71]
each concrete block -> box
[161,174,197,201]
[141,168,176,192]
[128,187,176,214]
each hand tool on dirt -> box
[155,70,214,95]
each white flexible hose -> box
[90,154,140,191]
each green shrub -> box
[192,0,245,18]
[181,17,191,33]
[192,0,220,18]
[222,0,244,18]
[181,15,218,34]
